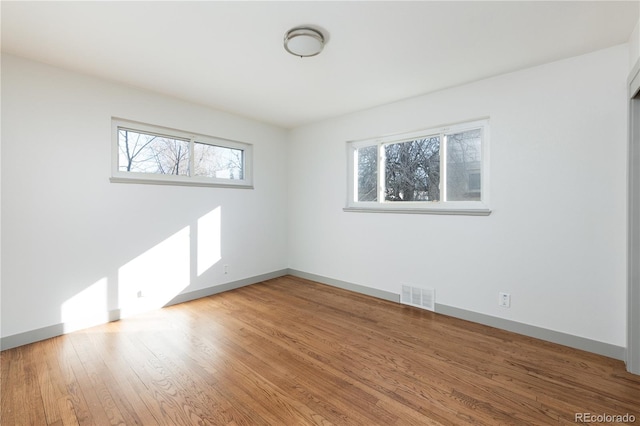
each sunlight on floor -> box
[60,207,223,331]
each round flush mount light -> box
[284,27,325,57]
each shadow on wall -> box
[60,207,222,334]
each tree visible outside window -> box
[111,119,252,188]
[193,143,243,180]
[347,119,489,215]
[383,136,440,202]
[119,130,190,175]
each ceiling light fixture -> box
[284,27,325,57]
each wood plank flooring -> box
[2,275,639,425]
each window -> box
[346,119,490,215]
[111,119,252,188]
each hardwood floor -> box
[2,275,639,425]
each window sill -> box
[343,206,491,216]
[110,176,253,189]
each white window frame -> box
[345,119,490,216]
[110,118,253,188]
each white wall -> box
[1,44,631,349]
[630,20,639,70]
[1,54,288,338]
[288,45,629,347]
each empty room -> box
[2,1,640,424]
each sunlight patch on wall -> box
[61,277,108,333]
[119,226,190,317]
[197,206,222,276]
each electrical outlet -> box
[224,264,229,275]
[499,292,511,308]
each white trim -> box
[441,133,449,201]
[109,176,253,189]
[346,118,491,214]
[628,63,640,374]
[378,141,386,202]
[111,118,253,188]
[343,206,491,216]
[629,58,640,99]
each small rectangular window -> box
[384,136,440,202]
[193,143,244,180]
[346,119,490,215]
[118,129,190,176]
[356,145,378,201]
[111,119,253,188]
[445,128,482,202]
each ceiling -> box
[2,1,638,129]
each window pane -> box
[357,145,378,201]
[384,137,440,202]
[446,129,482,201]
[193,143,244,180]
[118,129,190,175]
